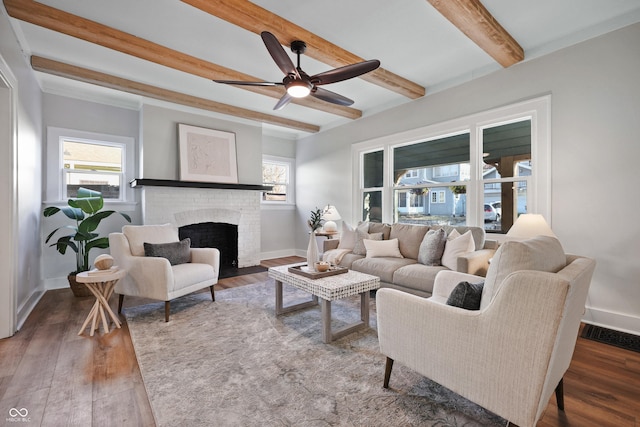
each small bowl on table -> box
[314,261,330,272]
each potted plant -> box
[44,187,131,297]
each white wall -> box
[296,23,640,334]
[0,7,43,334]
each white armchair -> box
[109,223,220,322]
[377,236,596,427]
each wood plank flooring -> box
[1,256,638,426]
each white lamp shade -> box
[506,214,556,239]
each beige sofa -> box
[323,222,496,297]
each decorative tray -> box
[288,265,348,279]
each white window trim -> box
[261,154,295,208]
[46,127,136,208]
[351,95,551,229]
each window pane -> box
[363,151,383,188]
[394,186,466,226]
[65,171,121,198]
[362,191,382,222]
[482,120,531,179]
[63,140,122,172]
[483,181,528,233]
[262,160,289,202]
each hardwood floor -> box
[1,256,638,426]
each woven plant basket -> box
[68,274,93,297]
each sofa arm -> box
[457,248,496,276]
[191,247,220,275]
[431,270,485,302]
[323,239,340,251]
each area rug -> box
[125,282,506,426]
[582,324,640,353]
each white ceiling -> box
[7,0,640,139]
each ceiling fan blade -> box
[310,87,354,106]
[213,80,282,87]
[311,59,381,86]
[261,31,298,78]
[273,92,293,111]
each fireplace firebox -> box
[179,222,238,274]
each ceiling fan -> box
[213,31,381,111]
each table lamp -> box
[506,214,556,239]
[322,205,341,233]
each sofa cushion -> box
[364,238,403,258]
[144,238,191,265]
[389,223,429,259]
[480,236,566,310]
[442,225,486,251]
[336,252,365,269]
[351,257,416,283]
[353,229,383,255]
[123,223,179,256]
[446,281,484,310]
[392,264,448,295]
[418,228,447,266]
[337,222,357,250]
[441,230,475,270]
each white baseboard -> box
[583,306,640,335]
[16,287,45,331]
[260,249,303,261]
[45,276,71,291]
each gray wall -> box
[296,23,640,334]
[261,134,297,259]
[0,8,43,334]
[40,94,140,288]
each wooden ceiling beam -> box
[4,0,361,119]
[30,56,320,134]
[181,0,426,99]
[427,0,524,67]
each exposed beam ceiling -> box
[30,56,320,133]
[181,0,426,100]
[427,0,524,67]
[4,0,362,120]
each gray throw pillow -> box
[352,230,383,255]
[446,281,484,310]
[418,228,447,266]
[144,238,191,265]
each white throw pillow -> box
[337,222,356,250]
[364,238,404,258]
[441,230,475,270]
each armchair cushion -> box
[123,223,179,256]
[446,281,484,310]
[144,238,191,265]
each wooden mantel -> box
[130,178,271,192]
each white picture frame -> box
[178,124,238,183]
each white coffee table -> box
[268,264,380,343]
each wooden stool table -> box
[76,268,126,336]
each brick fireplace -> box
[133,179,265,268]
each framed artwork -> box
[178,124,238,183]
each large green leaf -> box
[86,237,110,251]
[44,205,84,221]
[78,210,115,234]
[52,236,78,254]
[68,196,103,214]
[45,225,79,244]
[77,187,102,199]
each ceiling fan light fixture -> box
[286,80,312,98]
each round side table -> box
[76,268,127,336]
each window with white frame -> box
[262,156,294,204]
[354,96,551,232]
[46,127,135,203]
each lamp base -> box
[323,221,337,233]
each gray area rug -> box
[125,282,506,426]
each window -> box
[262,156,294,204]
[62,139,123,199]
[353,96,551,231]
[46,127,135,204]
